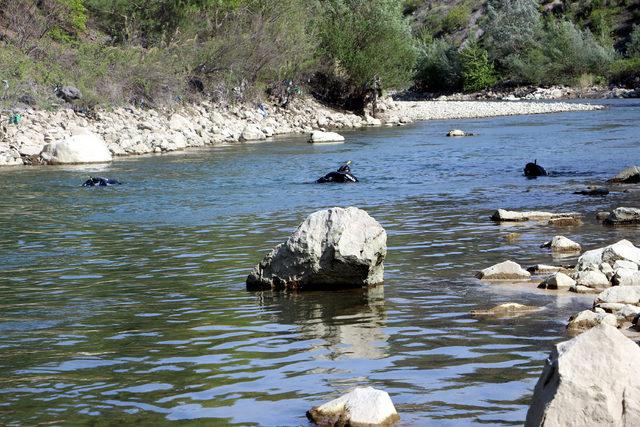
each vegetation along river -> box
[1,99,639,426]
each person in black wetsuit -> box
[524,160,548,178]
[82,176,122,187]
[317,161,359,183]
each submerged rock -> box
[309,131,345,143]
[573,186,609,196]
[246,207,386,291]
[491,209,581,222]
[526,324,640,426]
[604,207,640,226]
[307,387,399,427]
[39,130,112,164]
[609,165,640,183]
[540,235,581,253]
[475,260,531,280]
[470,302,541,316]
[446,129,474,137]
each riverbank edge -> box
[0,96,604,167]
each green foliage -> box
[627,24,640,57]
[459,42,496,92]
[482,0,541,63]
[314,0,416,108]
[442,4,470,33]
[58,0,88,32]
[609,57,640,86]
[414,39,462,92]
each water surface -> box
[1,100,639,426]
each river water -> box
[1,100,639,426]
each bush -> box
[627,24,640,57]
[460,42,497,92]
[609,57,640,87]
[414,39,462,92]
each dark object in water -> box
[524,160,548,178]
[317,161,359,183]
[573,187,609,196]
[82,176,122,187]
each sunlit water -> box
[1,100,639,426]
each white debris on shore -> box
[389,100,603,122]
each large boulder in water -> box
[246,207,387,291]
[39,129,112,164]
[525,324,640,426]
[307,387,399,426]
[604,207,640,226]
[475,260,531,280]
[308,131,345,143]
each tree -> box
[314,0,416,111]
[460,42,496,92]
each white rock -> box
[491,209,581,222]
[470,302,541,316]
[595,286,640,305]
[307,387,399,426]
[308,131,345,143]
[576,248,605,271]
[613,271,640,287]
[541,235,581,252]
[447,129,466,137]
[602,239,640,265]
[613,260,639,271]
[240,124,267,141]
[39,131,112,164]
[246,207,386,291]
[526,324,640,426]
[475,260,531,280]
[610,165,640,183]
[573,270,610,289]
[540,272,575,290]
[566,309,618,331]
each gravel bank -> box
[388,100,604,122]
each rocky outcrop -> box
[604,207,640,226]
[307,387,399,427]
[526,324,640,426]
[609,165,640,183]
[540,235,581,253]
[491,209,581,222]
[246,207,386,291]
[39,129,112,164]
[475,260,531,280]
[308,130,345,143]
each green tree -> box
[460,42,496,92]
[414,39,462,93]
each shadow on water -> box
[1,99,640,425]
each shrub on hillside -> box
[460,42,496,92]
[442,4,470,34]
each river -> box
[1,99,639,426]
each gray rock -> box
[308,131,345,143]
[612,270,640,287]
[475,260,531,280]
[240,124,267,141]
[526,324,640,426]
[609,165,640,183]
[39,130,112,164]
[596,211,611,221]
[470,302,541,316]
[573,270,610,289]
[604,207,640,226]
[246,207,386,291]
[307,387,399,427]
[56,85,82,102]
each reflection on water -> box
[1,100,639,426]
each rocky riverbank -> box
[0,96,603,167]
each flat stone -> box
[491,209,581,222]
[475,260,531,280]
[308,131,345,143]
[470,302,541,316]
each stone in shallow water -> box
[526,324,640,426]
[566,309,617,331]
[491,209,581,222]
[475,260,531,280]
[470,302,541,316]
[596,286,640,305]
[539,272,575,290]
[307,386,399,427]
[609,165,640,183]
[540,235,581,252]
[308,131,345,143]
[246,207,386,291]
[604,207,640,226]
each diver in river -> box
[317,161,359,183]
[82,176,122,187]
[524,160,548,178]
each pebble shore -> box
[0,97,604,167]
